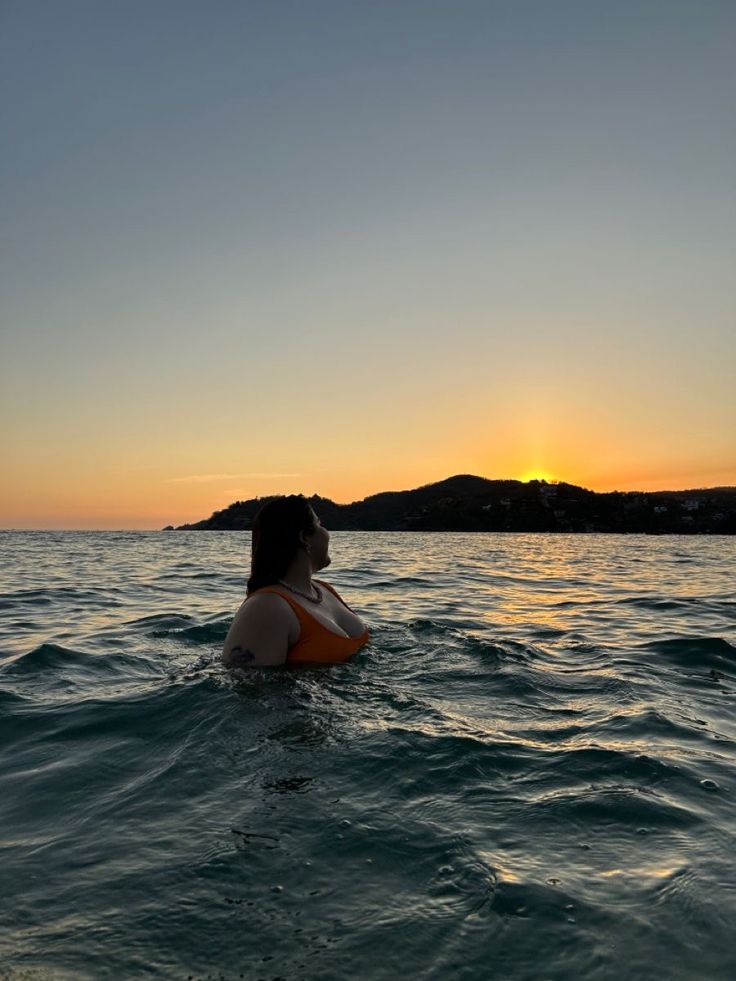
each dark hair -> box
[246,494,316,595]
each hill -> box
[166,475,736,534]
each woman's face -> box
[307,509,331,571]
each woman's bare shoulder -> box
[222,591,299,667]
[235,590,301,635]
[236,590,296,625]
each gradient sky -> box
[2,0,735,529]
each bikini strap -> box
[315,579,357,613]
[254,581,347,615]
[252,586,307,617]
[315,579,340,600]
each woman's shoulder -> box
[224,589,300,654]
[245,587,298,618]
[226,589,296,633]
[245,587,283,603]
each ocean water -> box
[1,531,735,981]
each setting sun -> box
[519,470,556,484]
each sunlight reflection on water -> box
[0,530,734,980]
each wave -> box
[150,620,230,644]
[0,586,124,611]
[530,785,702,829]
[1,531,735,980]
[1,642,158,677]
[121,612,231,644]
[638,636,736,671]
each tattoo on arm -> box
[229,645,256,665]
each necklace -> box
[278,579,324,603]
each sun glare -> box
[519,469,556,484]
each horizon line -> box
[3,473,735,532]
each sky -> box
[1,0,734,529]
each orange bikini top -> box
[251,579,370,664]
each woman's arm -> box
[222,594,290,667]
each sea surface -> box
[1,530,735,981]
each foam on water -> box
[0,530,734,980]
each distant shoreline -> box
[2,529,736,536]
[166,474,736,535]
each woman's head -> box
[246,494,330,594]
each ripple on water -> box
[0,531,735,980]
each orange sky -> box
[2,320,734,527]
[2,400,734,529]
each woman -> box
[222,494,370,667]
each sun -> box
[519,469,556,484]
